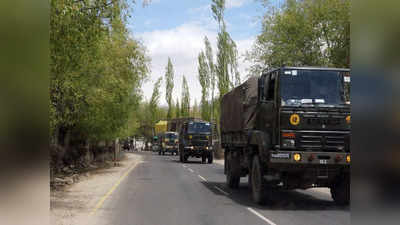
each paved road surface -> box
[92,151,350,225]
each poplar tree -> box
[197,51,210,121]
[164,58,174,120]
[181,76,190,117]
[175,98,180,118]
[204,37,216,123]
[211,0,240,98]
[149,77,163,125]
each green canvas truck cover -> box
[220,76,258,133]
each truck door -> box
[260,72,277,131]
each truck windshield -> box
[165,133,177,139]
[188,122,211,134]
[280,69,350,106]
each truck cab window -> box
[267,73,275,101]
[263,74,270,100]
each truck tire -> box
[251,155,267,204]
[226,151,240,189]
[248,163,252,190]
[331,175,350,206]
[208,154,213,164]
[202,155,206,164]
[224,151,227,174]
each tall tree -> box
[149,77,163,125]
[192,99,200,118]
[247,0,350,75]
[175,98,180,118]
[211,0,240,99]
[210,0,240,158]
[197,51,210,121]
[181,76,190,117]
[50,0,149,144]
[204,37,216,123]
[164,57,175,119]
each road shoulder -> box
[50,152,143,225]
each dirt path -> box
[50,152,143,225]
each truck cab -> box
[160,132,179,155]
[179,120,214,164]
[258,67,350,161]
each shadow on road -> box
[200,181,349,212]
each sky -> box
[128,0,266,106]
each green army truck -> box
[173,118,214,164]
[220,67,351,205]
[159,131,179,155]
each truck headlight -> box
[346,155,351,163]
[282,139,295,148]
[293,153,302,162]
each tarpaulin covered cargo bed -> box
[220,76,259,133]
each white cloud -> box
[135,22,255,106]
[186,4,210,15]
[236,37,256,80]
[226,0,249,9]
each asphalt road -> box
[92,151,350,225]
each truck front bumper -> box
[269,151,350,166]
[265,151,350,188]
[183,146,212,157]
[162,145,178,152]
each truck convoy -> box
[169,118,214,163]
[220,67,351,205]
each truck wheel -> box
[208,154,213,164]
[226,151,240,189]
[331,176,350,206]
[248,164,252,190]
[251,155,267,204]
[224,151,227,174]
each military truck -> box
[152,135,160,153]
[220,67,351,205]
[159,131,179,155]
[175,118,214,164]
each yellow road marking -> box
[89,161,142,216]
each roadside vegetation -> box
[50,0,150,174]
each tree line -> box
[50,0,350,163]
[50,0,150,165]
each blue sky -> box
[128,0,266,105]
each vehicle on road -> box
[220,66,351,205]
[122,140,131,151]
[152,136,160,153]
[174,118,214,163]
[159,132,179,155]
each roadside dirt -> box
[50,152,143,225]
